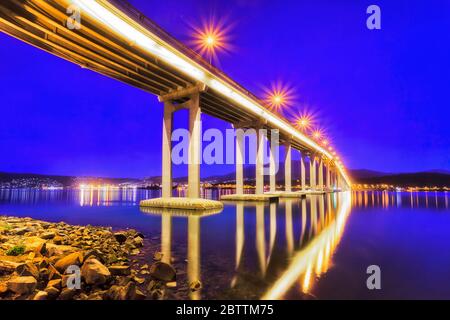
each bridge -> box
[0,0,351,208]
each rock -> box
[15,262,40,279]
[48,264,62,280]
[47,279,62,290]
[33,291,48,300]
[35,242,47,256]
[108,265,131,276]
[84,249,106,264]
[153,252,163,261]
[52,236,63,245]
[133,236,144,248]
[7,276,37,295]
[107,282,140,300]
[167,281,177,288]
[40,232,55,240]
[12,227,30,235]
[190,280,202,292]
[54,252,84,273]
[149,262,176,282]
[59,287,76,300]
[150,288,164,300]
[0,260,20,274]
[81,258,111,285]
[133,276,145,284]
[44,286,60,300]
[113,232,127,244]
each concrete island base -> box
[140,197,224,211]
[220,194,279,201]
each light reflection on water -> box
[0,189,449,299]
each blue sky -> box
[0,0,449,178]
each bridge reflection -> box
[141,192,352,300]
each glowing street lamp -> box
[190,18,232,65]
[264,82,295,114]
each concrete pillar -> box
[255,128,265,195]
[269,140,276,193]
[161,214,171,264]
[326,163,331,190]
[284,141,292,192]
[318,157,324,191]
[162,102,173,198]
[300,153,306,190]
[310,155,316,190]
[188,216,200,300]
[188,93,201,198]
[235,130,244,195]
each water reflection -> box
[140,192,351,300]
[351,190,448,210]
[1,188,450,299]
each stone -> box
[81,258,111,285]
[40,232,55,240]
[108,265,131,276]
[153,252,163,261]
[149,262,176,282]
[59,287,76,300]
[44,286,60,300]
[133,236,144,248]
[166,281,177,288]
[7,276,37,295]
[33,291,48,300]
[53,236,63,245]
[190,280,202,292]
[0,260,20,274]
[113,232,127,244]
[54,251,84,273]
[16,262,40,279]
[107,282,140,300]
[48,264,62,280]
[47,279,62,290]
[35,242,47,256]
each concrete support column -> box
[255,128,265,195]
[188,93,201,198]
[310,155,316,190]
[269,140,276,193]
[284,141,292,192]
[162,102,173,198]
[326,163,331,190]
[300,153,306,190]
[318,157,324,191]
[235,130,244,195]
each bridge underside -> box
[0,0,314,151]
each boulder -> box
[108,265,131,276]
[44,286,60,300]
[33,291,48,300]
[0,260,20,274]
[15,262,40,279]
[113,232,127,244]
[133,236,144,248]
[81,258,111,285]
[149,262,176,282]
[59,287,76,300]
[7,276,37,295]
[40,232,55,240]
[47,279,62,290]
[35,242,47,256]
[54,252,84,273]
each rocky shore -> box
[0,216,183,300]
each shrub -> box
[5,245,26,256]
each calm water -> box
[0,188,449,300]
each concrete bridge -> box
[0,0,351,209]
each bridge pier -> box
[141,85,223,210]
[318,157,324,191]
[284,141,292,192]
[310,154,316,190]
[300,152,306,190]
[269,139,277,193]
[235,129,244,195]
[255,127,265,195]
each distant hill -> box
[353,172,450,187]
[348,169,390,179]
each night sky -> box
[0,0,449,179]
